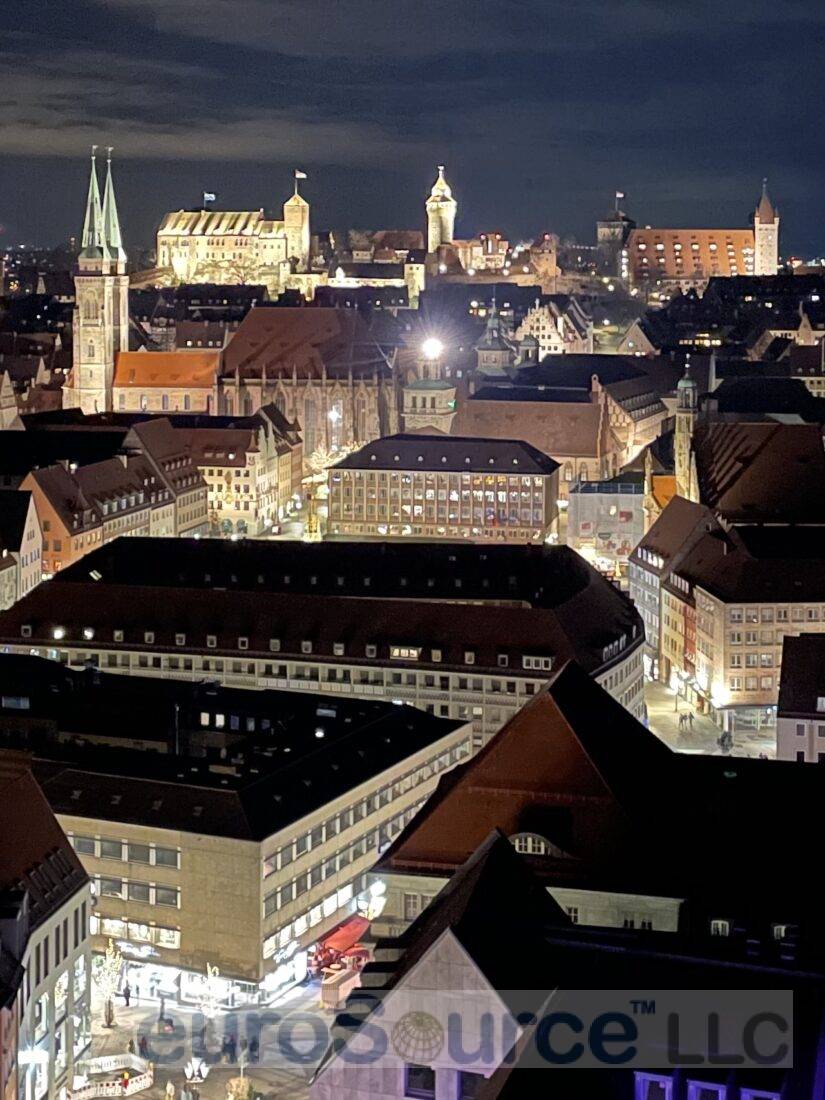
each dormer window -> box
[113,630,124,643]
[365,644,377,658]
[497,654,509,667]
[207,635,217,649]
[21,625,32,638]
[175,634,186,647]
[333,643,345,656]
[464,651,475,665]
[238,637,249,650]
[301,640,312,655]
[710,919,730,937]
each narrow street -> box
[89,980,331,1100]
[644,680,776,758]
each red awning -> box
[321,915,370,954]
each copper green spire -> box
[101,146,126,266]
[80,145,104,262]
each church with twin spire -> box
[64,147,129,415]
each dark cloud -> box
[0,1,822,253]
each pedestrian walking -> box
[689,712,694,730]
[123,981,131,1007]
[139,1035,149,1058]
[159,994,166,1022]
[127,1038,135,1055]
[227,1033,237,1062]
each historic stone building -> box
[64,148,129,415]
[156,178,311,295]
[425,166,457,254]
[622,183,780,290]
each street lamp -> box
[421,337,443,361]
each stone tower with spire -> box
[754,180,779,276]
[425,165,457,253]
[674,359,698,501]
[283,173,311,272]
[69,147,129,414]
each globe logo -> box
[391,1011,445,1063]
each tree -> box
[94,939,123,1027]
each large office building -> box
[327,434,560,543]
[0,539,646,746]
[0,753,92,1100]
[0,655,469,1004]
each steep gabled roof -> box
[693,421,825,521]
[0,752,87,930]
[379,661,675,883]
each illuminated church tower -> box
[69,147,129,414]
[753,179,779,276]
[674,361,698,502]
[426,165,457,253]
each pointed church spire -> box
[756,177,777,223]
[101,147,126,268]
[80,146,104,262]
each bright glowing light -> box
[438,263,447,274]
[467,267,476,276]
[421,337,444,360]
[328,406,342,423]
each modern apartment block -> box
[0,655,469,1002]
[327,434,559,543]
[0,539,646,746]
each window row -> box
[70,835,180,868]
[264,803,421,917]
[92,876,180,907]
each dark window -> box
[129,882,151,903]
[459,1072,485,1100]
[405,1065,435,1099]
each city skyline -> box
[2,0,824,252]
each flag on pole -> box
[203,191,216,204]
[616,190,625,199]
[294,170,308,180]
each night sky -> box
[2,0,823,254]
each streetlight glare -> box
[421,337,444,360]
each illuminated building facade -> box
[156,183,311,294]
[327,434,559,543]
[0,539,647,747]
[1,656,470,1002]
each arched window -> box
[329,400,344,450]
[303,395,317,455]
[82,299,96,321]
[356,395,368,441]
[242,392,253,416]
[563,462,573,483]
[275,391,287,415]
[87,342,94,359]
[578,462,588,482]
